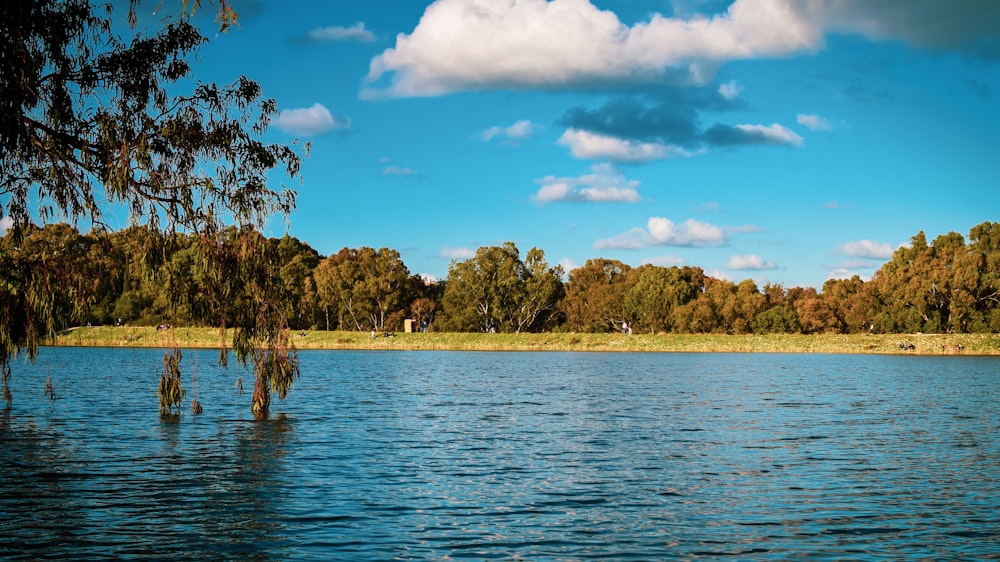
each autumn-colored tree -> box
[790,287,841,334]
[560,259,633,333]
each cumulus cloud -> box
[303,22,376,43]
[362,0,1000,99]
[362,0,822,98]
[533,164,642,204]
[728,253,777,270]
[835,239,894,259]
[595,217,726,250]
[0,216,12,235]
[481,119,537,143]
[559,91,734,149]
[642,254,686,267]
[557,92,812,155]
[442,246,476,260]
[557,128,697,163]
[826,268,872,282]
[274,103,350,136]
[704,122,804,147]
[797,113,832,131]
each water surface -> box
[2,348,998,559]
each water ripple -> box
[1,349,998,559]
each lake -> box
[1,348,998,559]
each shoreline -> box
[48,327,1000,356]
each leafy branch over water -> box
[1,1,305,416]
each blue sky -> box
[144,1,1000,287]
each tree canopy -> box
[1,0,305,416]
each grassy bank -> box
[49,326,1000,355]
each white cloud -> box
[558,128,696,163]
[533,164,642,204]
[362,0,1000,99]
[0,216,12,235]
[595,217,726,249]
[728,253,777,270]
[481,119,537,143]
[836,258,885,270]
[362,0,822,98]
[797,113,832,131]
[734,123,804,147]
[706,269,731,281]
[274,103,350,136]
[835,239,894,259]
[305,22,376,43]
[442,246,476,260]
[642,254,686,267]
[382,166,416,176]
[558,257,580,277]
[826,268,872,282]
[718,80,742,100]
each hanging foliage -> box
[157,348,184,416]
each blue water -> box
[1,348,998,559]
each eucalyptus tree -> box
[790,287,841,334]
[623,265,703,334]
[311,256,342,331]
[821,275,877,334]
[314,247,411,332]
[559,258,633,333]
[872,231,957,333]
[442,242,562,333]
[1,0,305,416]
[359,247,412,331]
[269,235,321,329]
[967,221,1000,330]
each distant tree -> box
[442,243,562,333]
[733,279,766,334]
[967,221,1000,331]
[560,258,633,333]
[752,305,801,334]
[623,265,701,334]
[791,287,840,334]
[310,256,342,331]
[872,231,967,333]
[821,275,876,334]
[315,247,411,332]
[269,235,321,329]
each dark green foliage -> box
[441,243,563,333]
[1,0,305,416]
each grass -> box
[49,326,1000,355]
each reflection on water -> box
[1,348,999,559]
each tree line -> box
[5,220,999,336]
